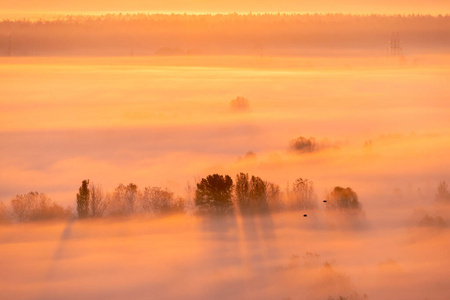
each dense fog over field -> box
[1,11,450,300]
[1,54,449,299]
[1,210,450,300]
[1,55,449,204]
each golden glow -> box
[1,0,450,20]
[1,4,449,299]
[1,55,449,202]
[1,213,450,299]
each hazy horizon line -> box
[1,11,449,22]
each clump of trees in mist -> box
[77,181,184,218]
[287,178,318,210]
[289,136,342,154]
[236,173,264,213]
[413,181,450,228]
[418,214,447,228]
[323,186,366,229]
[290,137,317,153]
[9,192,71,222]
[142,186,184,216]
[195,174,234,215]
[435,181,450,203]
[229,96,250,113]
[325,187,361,212]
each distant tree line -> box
[0,172,352,223]
[1,13,449,57]
[73,174,320,219]
[1,174,448,224]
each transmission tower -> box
[388,32,402,56]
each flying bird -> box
[303,214,308,217]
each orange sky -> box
[0,0,449,19]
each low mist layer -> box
[1,55,449,205]
[1,210,450,300]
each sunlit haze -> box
[0,2,449,300]
[1,0,450,19]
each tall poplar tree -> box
[77,179,90,218]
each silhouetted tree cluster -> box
[229,96,250,113]
[142,187,184,216]
[75,180,186,218]
[419,214,447,228]
[109,183,139,216]
[327,186,361,210]
[409,181,450,228]
[288,136,343,154]
[193,173,289,215]
[89,183,108,217]
[195,174,234,215]
[194,173,319,215]
[290,136,316,153]
[266,181,283,211]
[287,178,318,210]
[76,180,108,218]
[10,192,71,222]
[235,173,270,214]
[325,187,361,212]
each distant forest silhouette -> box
[1,13,449,56]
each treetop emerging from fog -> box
[325,187,361,211]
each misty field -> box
[1,55,449,203]
[1,54,450,300]
[1,211,450,300]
